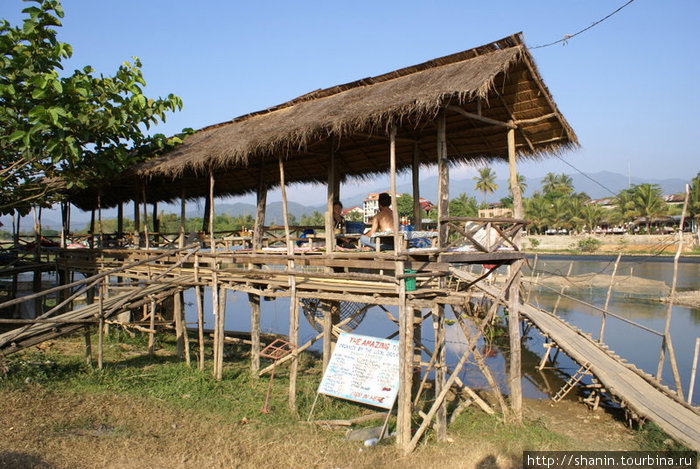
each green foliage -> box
[473,167,498,202]
[541,173,574,200]
[0,0,184,214]
[576,237,602,253]
[299,211,324,226]
[689,172,700,223]
[449,193,478,217]
[527,237,540,249]
[396,193,414,219]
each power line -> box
[530,0,637,49]
[554,154,618,197]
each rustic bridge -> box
[450,267,700,452]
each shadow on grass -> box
[0,451,55,469]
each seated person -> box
[360,192,396,251]
[332,200,356,249]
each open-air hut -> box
[66,33,578,453]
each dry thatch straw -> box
[70,33,578,210]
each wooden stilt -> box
[174,287,185,359]
[194,256,205,371]
[396,261,413,451]
[97,279,104,370]
[508,259,524,423]
[217,283,227,379]
[412,143,422,229]
[142,184,149,250]
[179,186,186,248]
[84,325,92,366]
[253,164,267,252]
[117,202,123,239]
[249,293,261,374]
[322,300,332,371]
[279,154,299,412]
[600,253,621,342]
[211,269,221,379]
[432,303,447,441]
[325,137,336,251]
[133,195,141,247]
[389,125,400,253]
[148,299,156,355]
[437,109,448,248]
[209,171,215,251]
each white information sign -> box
[317,332,400,409]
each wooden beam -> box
[325,138,335,251]
[437,110,448,247]
[209,171,215,252]
[253,163,267,251]
[445,104,516,130]
[390,125,400,253]
[513,113,557,125]
[508,124,523,219]
[412,142,421,230]
[179,185,186,249]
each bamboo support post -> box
[688,337,699,405]
[249,293,261,374]
[552,261,573,315]
[147,299,156,355]
[508,259,524,423]
[412,142,422,229]
[389,125,400,253]
[195,256,205,371]
[84,325,92,366]
[436,110,448,248]
[396,260,413,451]
[600,254,621,342]
[97,278,104,370]
[656,184,689,401]
[322,300,332,371]
[211,269,221,379]
[432,302,447,441]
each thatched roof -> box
[70,33,577,210]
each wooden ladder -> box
[552,363,592,403]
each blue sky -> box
[2,0,699,207]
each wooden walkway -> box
[0,280,183,356]
[449,267,700,451]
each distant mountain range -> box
[1,171,691,230]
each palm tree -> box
[508,173,528,198]
[555,174,575,196]
[541,172,559,195]
[631,183,667,233]
[581,204,604,233]
[524,194,550,234]
[565,197,585,234]
[473,167,498,203]
[449,193,478,217]
[548,198,569,233]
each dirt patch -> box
[536,273,670,296]
[0,386,642,469]
[658,290,700,309]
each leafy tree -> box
[0,0,184,214]
[396,193,414,219]
[449,193,478,218]
[299,211,324,226]
[610,187,637,228]
[524,193,550,234]
[580,204,604,233]
[508,173,527,198]
[541,172,574,200]
[473,167,497,203]
[630,183,666,233]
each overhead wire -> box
[529,0,638,50]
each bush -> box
[577,237,601,253]
[528,237,540,249]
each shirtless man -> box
[360,192,396,250]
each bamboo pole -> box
[508,258,524,423]
[552,261,573,315]
[97,278,104,370]
[389,124,400,253]
[142,184,149,250]
[656,185,689,400]
[322,300,332,371]
[133,195,141,247]
[599,253,621,342]
[249,293,261,374]
[396,260,412,451]
[688,338,699,405]
[84,325,92,366]
[147,298,156,355]
[436,109,448,247]
[179,185,186,249]
[117,202,123,239]
[412,142,421,229]
[253,163,267,251]
[432,302,446,441]
[98,191,103,249]
[279,154,299,412]
[526,253,538,303]
[325,137,335,251]
[507,123,523,219]
[211,268,221,378]
[209,171,215,252]
[195,256,205,371]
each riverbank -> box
[0,333,685,468]
[523,234,700,255]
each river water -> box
[184,254,699,403]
